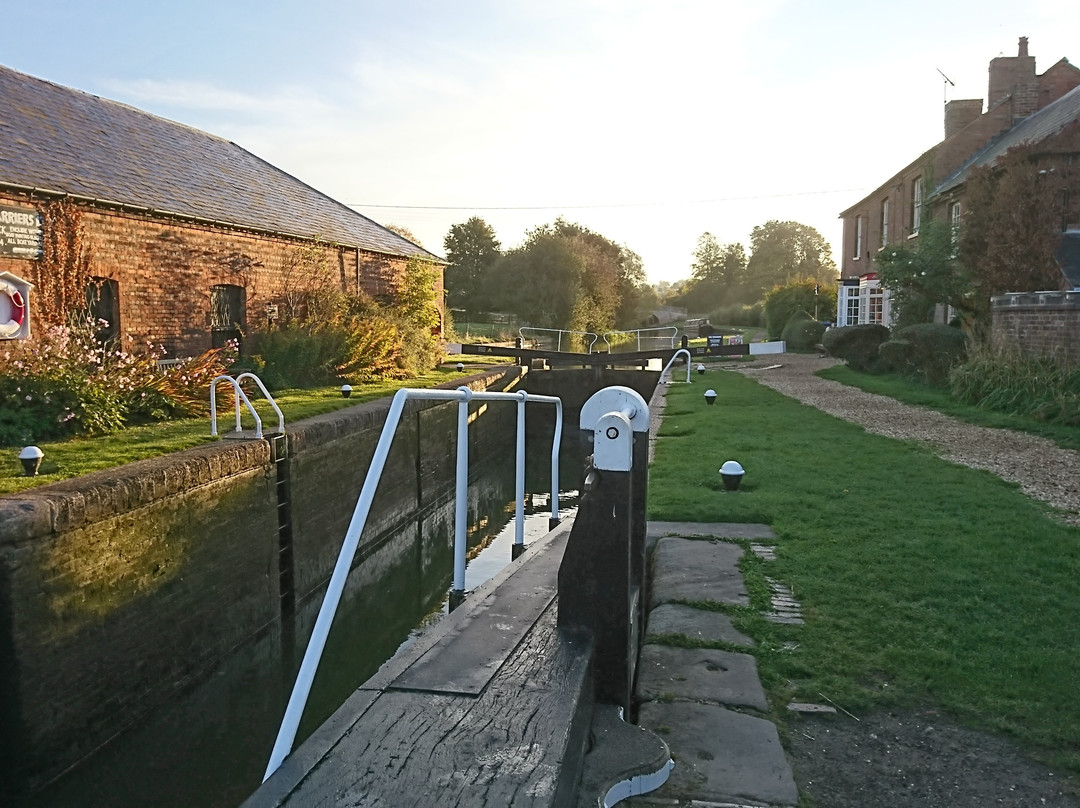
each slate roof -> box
[935,83,1080,196]
[0,64,441,262]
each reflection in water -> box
[22,447,582,808]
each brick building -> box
[0,64,444,357]
[836,38,1080,328]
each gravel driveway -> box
[729,354,1080,526]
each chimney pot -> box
[1019,36,1029,57]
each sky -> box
[3,1,1078,284]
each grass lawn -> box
[648,372,1080,772]
[0,357,511,495]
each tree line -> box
[442,216,838,332]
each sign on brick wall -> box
[0,204,43,258]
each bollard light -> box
[704,389,717,406]
[340,384,352,399]
[19,445,43,477]
[719,460,745,491]
[697,363,706,376]
[456,362,464,372]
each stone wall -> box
[991,291,1080,363]
[0,366,520,797]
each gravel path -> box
[727,354,1080,526]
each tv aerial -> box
[936,68,955,104]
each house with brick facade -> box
[836,37,1080,329]
[0,63,444,358]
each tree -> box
[487,218,626,333]
[875,218,976,332]
[682,233,748,311]
[614,246,653,327]
[745,221,837,299]
[443,217,501,313]
[961,124,1079,300]
[763,279,838,339]
[384,224,423,247]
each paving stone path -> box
[628,523,800,807]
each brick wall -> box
[0,191,443,358]
[0,440,280,793]
[991,291,1080,363]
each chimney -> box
[988,36,1038,120]
[944,99,983,139]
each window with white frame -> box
[880,198,890,246]
[854,215,863,259]
[950,202,961,249]
[911,177,923,235]
[846,294,860,326]
[869,288,884,323]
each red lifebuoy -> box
[0,281,25,337]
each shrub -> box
[781,310,826,351]
[764,279,837,339]
[252,326,348,390]
[708,303,763,328]
[880,323,968,387]
[821,324,891,373]
[0,318,235,445]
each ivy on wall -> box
[32,199,94,325]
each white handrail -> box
[210,375,262,438]
[601,326,678,353]
[263,386,563,781]
[658,349,692,384]
[518,326,599,354]
[209,373,284,439]
[235,373,285,434]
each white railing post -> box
[235,372,285,434]
[515,392,526,551]
[659,348,692,384]
[210,373,283,438]
[210,374,265,438]
[263,387,412,781]
[550,398,562,527]
[263,385,564,782]
[452,388,472,602]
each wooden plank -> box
[270,606,594,807]
[389,520,569,695]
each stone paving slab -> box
[649,538,749,610]
[636,702,798,806]
[647,521,776,542]
[636,645,767,712]
[646,603,753,647]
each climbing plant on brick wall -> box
[32,199,94,325]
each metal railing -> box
[658,348,692,384]
[263,386,563,781]
[518,327,599,353]
[601,326,678,353]
[210,373,284,438]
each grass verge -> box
[818,364,1080,451]
[648,372,1080,772]
[0,361,510,495]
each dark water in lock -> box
[20,443,583,808]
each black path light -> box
[697,363,706,376]
[704,389,717,405]
[456,362,464,372]
[340,384,352,398]
[19,445,43,476]
[720,460,745,491]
